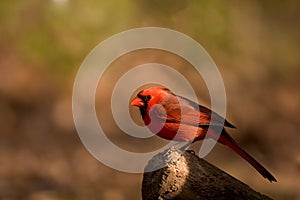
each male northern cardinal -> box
[131,87,276,182]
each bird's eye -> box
[146,95,152,100]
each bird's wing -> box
[177,95,236,128]
[151,95,235,128]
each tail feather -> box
[219,130,277,182]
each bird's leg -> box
[172,142,193,152]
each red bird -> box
[131,87,276,182]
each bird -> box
[131,87,277,182]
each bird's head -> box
[131,87,173,118]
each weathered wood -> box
[142,147,272,200]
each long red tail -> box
[218,130,277,182]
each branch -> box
[142,147,272,200]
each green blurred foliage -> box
[0,0,136,76]
[1,0,299,79]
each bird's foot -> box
[172,142,192,152]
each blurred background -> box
[1,0,300,199]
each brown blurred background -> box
[0,0,300,199]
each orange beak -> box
[131,97,144,107]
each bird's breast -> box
[144,117,206,142]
